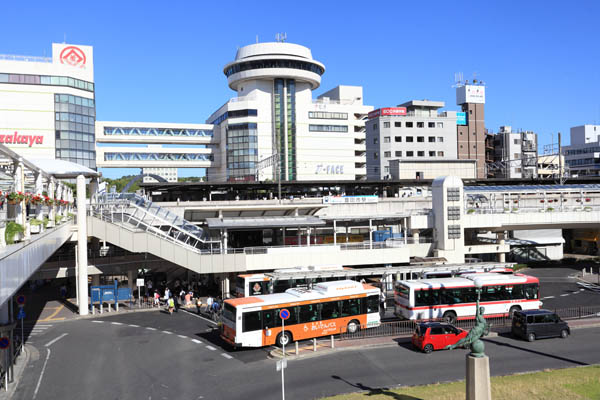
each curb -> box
[0,344,34,400]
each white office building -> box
[492,126,538,179]
[565,124,600,176]
[206,42,372,182]
[365,100,458,179]
[0,43,96,168]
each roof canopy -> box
[205,215,326,230]
[29,159,99,178]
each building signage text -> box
[315,164,344,175]
[59,46,87,68]
[0,132,44,147]
[368,107,407,119]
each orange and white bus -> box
[235,265,346,297]
[395,273,541,323]
[221,280,381,348]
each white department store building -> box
[206,42,372,182]
[0,43,96,169]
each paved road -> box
[524,267,600,309]
[12,308,600,400]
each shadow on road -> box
[484,338,589,366]
[331,375,421,399]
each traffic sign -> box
[16,295,26,306]
[17,308,26,320]
[276,358,287,371]
[0,337,9,349]
[136,278,145,287]
[280,309,290,320]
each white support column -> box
[307,227,311,247]
[223,229,228,254]
[89,178,99,205]
[14,161,29,239]
[333,220,337,245]
[223,277,230,299]
[369,219,373,249]
[76,175,89,315]
[34,171,44,232]
[48,178,56,227]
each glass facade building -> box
[54,94,96,169]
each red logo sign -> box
[368,107,407,119]
[60,46,86,68]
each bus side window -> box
[366,295,379,314]
[342,298,361,317]
[524,284,538,299]
[263,309,275,329]
[511,284,524,299]
[242,311,262,332]
[299,304,320,323]
[273,279,292,293]
[321,301,340,319]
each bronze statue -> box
[445,306,490,358]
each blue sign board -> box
[0,337,9,349]
[280,309,290,320]
[17,308,26,320]
[456,112,467,126]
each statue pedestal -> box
[466,354,491,400]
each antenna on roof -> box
[275,33,287,43]
[452,72,464,88]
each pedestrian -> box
[59,284,67,299]
[167,297,175,315]
[164,287,170,303]
[146,280,153,300]
[206,295,213,314]
[153,291,160,307]
[380,292,387,316]
[173,295,179,312]
[185,291,192,307]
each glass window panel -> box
[0,73,8,83]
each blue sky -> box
[1,1,598,179]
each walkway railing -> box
[339,305,600,340]
[92,193,221,251]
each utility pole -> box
[558,132,564,184]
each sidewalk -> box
[269,317,600,360]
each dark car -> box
[412,322,468,353]
[511,309,570,342]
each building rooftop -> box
[398,100,445,110]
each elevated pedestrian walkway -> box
[87,194,410,274]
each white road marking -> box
[543,296,555,299]
[92,320,104,323]
[162,331,173,335]
[129,324,140,328]
[33,348,51,399]
[178,334,187,339]
[181,309,217,326]
[206,345,216,351]
[221,353,233,359]
[560,294,570,297]
[45,333,68,347]
[146,327,157,331]
[111,322,123,325]
[191,339,202,344]
[580,289,586,291]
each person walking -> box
[153,291,160,307]
[206,295,213,315]
[167,297,175,315]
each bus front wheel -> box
[276,331,292,347]
[347,320,360,334]
[509,306,521,318]
[443,311,457,324]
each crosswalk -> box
[577,281,600,292]
[20,323,53,340]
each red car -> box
[412,322,468,353]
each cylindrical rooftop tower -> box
[223,42,325,91]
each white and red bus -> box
[235,265,346,297]
[394,273,540,323]
[221,280,381,348]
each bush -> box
[5,222,24,244]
